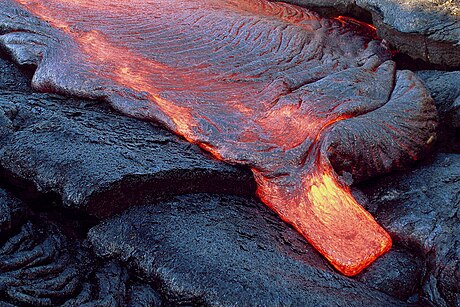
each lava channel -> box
[4,0,438,275]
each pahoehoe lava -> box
[0,0,438,275]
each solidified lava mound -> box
[0,0,437,275]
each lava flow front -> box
[8,0,438,275]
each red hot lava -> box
[9,0,438,276]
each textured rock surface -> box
[416,70,460,129]
[63,261,163,306]
[354,248,422,301]
[0,56,31,92]
[0,188,25,234]
[0,187,83,305]
[0,57,254,218]
[1,221,84,305]
[89,194,419,305]
[0,186,163,306]
[416,70,460,153]
[279,0,460,68]
[0,46,455,307]
[361,153,460,306]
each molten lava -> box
[7,0,437,275]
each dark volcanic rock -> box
[416,70,460,153]
[416,70,460,129]
[0,57,31,92]
[355,248,422,301]
[64,261,162,306]
[0,219,84,305]
[0,2,448,305]
[0,186,163,306]
[0,57,254,218]
[280,0,460,68]
[89,194,417,305]
[0,188,25,235]
[0,188,88,305]
[127,282,162,307]
[361,154,460,306]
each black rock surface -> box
[0,186,163,306]
[0,187,83,305]
[0,56,254,218]
[279,0,460,68]
[361,153,460,306]
[89,193,418,306]
[0,188,25,235]
[63,260,163,306]
[416,70,460,153]
[354,248,422,301]
[416,70,460,129]
[0,57,31,92]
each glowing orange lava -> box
[334,16,377,35]
[13,0,394,275]
[254,161,391,276]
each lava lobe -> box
[1,0,437,275]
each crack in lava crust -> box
[5,0,438,275]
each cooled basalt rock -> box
[416,70,460,153]
[361,153,460,306]
[0,186,163,306]
[0,223,83,306]
[0,221,163,306]
[0,190,84,306]
[63,261,162,306]
[354,248,422,301]
[0,57,31,92]
[89,194,420,305]
[0,7,453,305]
[279,0,460,68]
[416,70,460,129]
[1,0,438,275]
[0,188,26,235]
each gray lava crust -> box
[279,0,460,68]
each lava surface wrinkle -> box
[3,0,438,275]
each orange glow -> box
[334,16,378,36]
[335,16,377,31]
[254,155,391,276]
[14,0,393,275]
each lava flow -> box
[8,0,438,275]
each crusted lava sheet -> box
[0,0,437,275]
